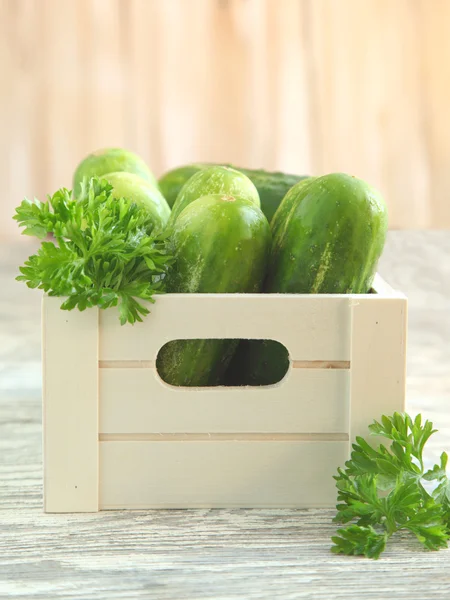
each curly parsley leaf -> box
[14,177,174,325]
[332,525,387,559]
[332,412,450,559]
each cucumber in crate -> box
[157,191,270,387]
[158,162,310,223]
[226,173,389,386]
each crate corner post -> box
[349,292,407,443]
[42,296,99,513]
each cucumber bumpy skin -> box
[267,173,388,294]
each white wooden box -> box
[42,275,407,513]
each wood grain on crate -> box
[42,297,99,514]
[99,440,348,510]
[98,293,352,361]
[99,367,350,434]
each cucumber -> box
[105,171,171,231]
[224,339,290,387]
[269,177,316,241]
[226,173,388,386]
[158,163,309,222]
[73,148,158,198]
[156,194,271,387]
[168,165,260,226]
[267,173,388,294]
[233,167,309,223]
[158,164,205,208]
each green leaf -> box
[424,463,447,482]
[331,525,388,559]
[332,412,450,559]
[405,500,449,550]
[14,177,174,324]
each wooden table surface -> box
[1,232,449,600]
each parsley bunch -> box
[332,413,450,559]
[14,177,174,325]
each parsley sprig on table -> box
[332,413,450,559]
[14,177,174,325]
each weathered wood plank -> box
[99,367,350,434]
[349,295,407,442]
[42,297,99,513]
[98,294,352,361]
[99,440,348,509]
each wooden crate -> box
[42,275,407,513]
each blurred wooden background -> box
[1,0,450,238]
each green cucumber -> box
[267,173,388,293]
[158,164,205,208]
[158,163,309,222]
[168,165,260,226]
[105,171,171,231]
[156,194,270,387]
[226,173,388,386]
[224,339,290,387]
[234,167,309,223]
[269,177,316,241]
[73,148,158,198]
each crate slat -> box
[99,440,348,509]
[349,296,407,442]
[99,294,352,361]
[99,367,350,434]
[42,298,99,512]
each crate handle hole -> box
[155,339,289,387]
